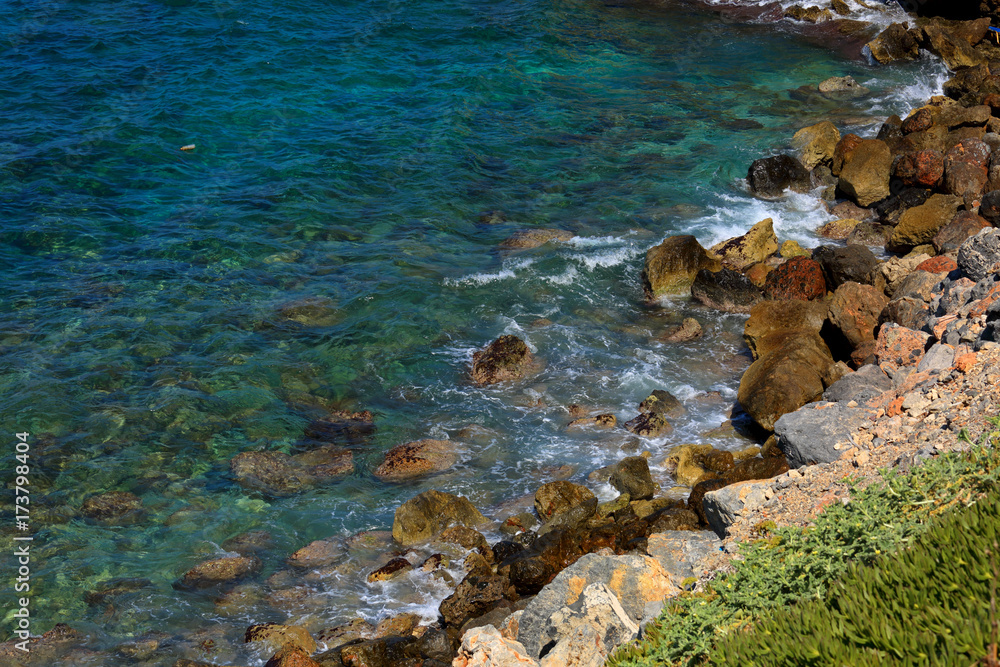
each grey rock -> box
[774,402,867,468]
[917,343,956,373]
[972,274,1000,302]
[702,480,771,538]
[822,364,892,403]
[645,530,723,582]
[957,228,1000,282]
[538,622,603,667]
[540,583,638,665]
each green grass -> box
[608,417,1000,667]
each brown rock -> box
[641,235,721,298]
[499,229,574,250]
[817,218,860,240]
[276,297,339,326]
[471,335,532,386]
[177,556,261,590]
[374,439,458,481]
[847,221,892,248]
[792,121,841,169]
[866,22,919,64]
[265,645,321,667]
[374,613,421,639]
[230,451,322,497]
[566,414,617,430]
[763,257,827,301]
[922,22,985,70]
[827,282,889,348]
[893,150,944,189]
[689,457,789,525]
[81,491,142,521]
[831,133,863,176]
[367,557,414,583]
[874,323,931,370]
[245,623,318,655]
[392,490,489,546]
[744,299,828,360]
[934,211,991,254]
[838,139,892,206]
[659,317,703,343]
[622,412,673,437]
[339,636,422,667]
[661,444,735,487]
[890,194,963,251]
[317,619,376,647]
[710,218,779,270]
[779,239,812,258]
[879,297,932,331]
[943,138,990,198]
[901,108,933,135]
[534,481,596,523]
[287,538,345,569]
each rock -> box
[702,480,772,538]
[763,257,827,301]
[792,121,841,169]
[392,490,489,546]
[827,282,889,348]
[471,335,533,386]
[690,268,763,313]
[934,211,991,254]
[774,401,867,468]
[373,439,459,481]
[812,245,879,290]
[303,409,375,445]
[847,222,892,248]
[500,229,574,250]
[176,555,261,590]
[539,583,638,665]
[938,106,992,131]
[439,571,513,629]
[710,218,778,270]
[276,297,339,326]
[893,149,944,189]
[818,76,869,97]
[637,390,685,418]
[658,317,702,343]
[914,256,958,274]
[831,0,850,14]
[81,491,142,521]
[874,323,931,370]
[538,622,605,667]
[737,332,835,431]
[744,299,827,360]
[566,414,616,431]
[641,235,721,299]
[917,342,956,372]
[608,457,656,500]
[265,645,321,667]
[943,64,1000,107]
[245,623,318,656]
[783,4,833,22]
[746,155,811,198]
[622,412,672,438]
[877,115,905,153]
[981,190,1000,226]
[957,228,1000,281]
[534,482,597,524]
[879,297,932,331]
[338,636,422,667]
[645,531,723,582]
[688,457,789,525]
[222,530,273,556]
[823,363,891,403]
[943,139,990,198]
[832,133,864,176]
[879,254,933,298]
[317,619,376,647]
[516,554,677,658]
[439,525,489,551]
[779,239,811,258]
[817,218,860,240]
[454,625,538,667]
[866,22,919,64]
[922,22,985,70]
[661,444,734,487]
[902,108,933,135]
[230,449,352,497]
[837,139,892,206]
[367,557,414,584]
[287,538,345,569]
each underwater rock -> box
[374,439,460,482]
[176,555,261,590]
[80,491,143,522]
[392,490,489,546]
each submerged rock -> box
[500,228,574,250]
[691,268,763,313]
[245,623,317,656]
[176,555,261,590]
[81,491,142,522]
[866,22,919,64]
[392,490,489,546]
[230,448,352,497]
[658,317,703,343]
[471,335,533,386]
[374,439,459,481]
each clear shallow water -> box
[1,0,944,661]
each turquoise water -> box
[1,0,942,661]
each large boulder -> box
[792,121,841,169]
[957,228,1000,281]
[837,139,892,206]
[737,332,835,431]
[827,282,890,349]
[934,210,990,254]
[532,583,638,667]
[690,268,763,313]
[471,335,533,386]
[641,235,721,299]
[890,194,964,252]
[763,257,827,301]
[688,457,789,525]
[822,364,892,403]
[392,490,489,546]
[702,480,772,539]
[832,133,864,176]
[873,323,931,371]
[744,299,827,360]
[977,189,1000,226]
[922,22,985,70]
[373,439,459,482]
[746,155,811,198]
[942,138,990,198]
[516,554,677,658]
[865,22,919,64]
[893,149,944,189]
[773,402,869,468]
[812,245,879,290]
[608,457,657,500]
[710,218,779,270]
[534,481,597,524]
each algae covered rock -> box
[373,439,459,481]
[471,334,533,386]
[608,456,657,500]
[392,489,489,546]
[837,138,892,206]
[691,268,764,313]
[499,228,574,250]
[534,481,597,524]
[81,491,143,522]
[642,235,721,299]
[889,194,962,252]
[176,555,261,590]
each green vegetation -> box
[608,418,1000,667]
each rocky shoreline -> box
[7,6,1000,667]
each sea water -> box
[0,0,945,661]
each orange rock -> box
[886,396,906,418]
[265,645,320,667]
[955,352,978,372]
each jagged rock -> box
[566,414,616,431]
[817,218,860,240]
[917,342,957,373]
[659,317,703,343]
[392,490,489,546]
[608,457,657,500]
[763,257,827,301]
[943,138,990,198]
[934,211,990,254]
[538,622,605,667]
[454,625,537,667]
[774,402,868,468]
[265,644,321,667]
[691,268,763,313]
[823,364,892,403]
[779,239,812,258]
[622,411,672,437]
[792,121,841,169]
[338,636,422,667]
[702,480,772,538]
[367,557,413,584]
[374,439,459,481]
[874,323,931,370]
[516,554,677,658]
[938,105,991,130]
[879,254,932,298]
[176,555,261,590]
[535,482,597,524]
[847,222,892,248]
[500,229,574,250]
[746,155,811,198]
[710,218,778,270]
[471,335,533,386]
[537,583,638,666]
[637,390,685,418]
[893,149,944,189]
[832,133,864,176]
[812,245,879,290]
[866,22,919,64]
[81,491,142,521]
[827,282,889,348]
[743,299,827,360]
[943,64,1000,107]
[957,228,1000,281]
[838,139,892,206]
[783,4,833,22]
[880,297,933,331]
[645,531,723,582]
[641,235,721,298]
[245,623,318,656]
[439,571,514,629]
[317,619,376,648]
[688,457,789,525]
[922,22,985,70]
[737,332,835,431]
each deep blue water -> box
[0,0,943,662]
